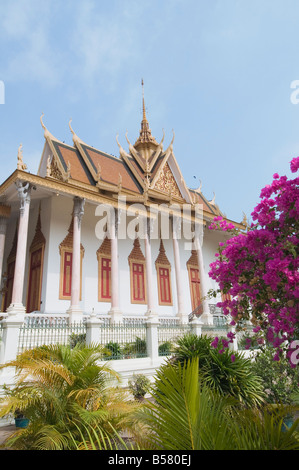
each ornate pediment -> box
[153,163,183,199]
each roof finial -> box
[134,79,158,148]
[141,78,147,122]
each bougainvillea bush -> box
[208,157,299,366]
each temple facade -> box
[0,87,244,325]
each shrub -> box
[171,333,265,407]
[128,374,151,399]
[104,341,122,360]
[158,341,173,356]
[251,347,299,404]
[69,333,86,349]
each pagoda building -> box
[0,84,245,324]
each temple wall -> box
[1,194,223,317]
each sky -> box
[0,0,298,223]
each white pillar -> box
[228,324,238,351]
[67,197,85,323]
[86,312,103,346]
[109,209,122,323]
[172,217,187,323]
[194,234,213,325]
[0,316,24,364]
[7,182,31,317]
[144,219,157,319]
[0,206,10,286]
[146,317,160,363]
[190,316,203,336]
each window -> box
[189,267,201,311]
[186,249,202,312]
[62,251,72,298]
[128,237,147,305]
[59,218,84,300]
[97,237,111,302]
[99,257,111,301]
[132,262,146,303]
[155,239,172,306]
[157,266,172,305]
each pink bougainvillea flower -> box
[208,158,299,365]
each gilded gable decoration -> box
[50,158,64,181]
[154,163,182,199]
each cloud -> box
[0,1,63,87]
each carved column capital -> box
[73,197,85,229]
[15,181,31,215]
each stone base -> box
[176,312,189,324]
[66,305,83,324]
[145,309,158,321]
[200,312,214,326]
[6,303,26,319]
[108,308,123,324]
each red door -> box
[3,260,15,312]
[27,248,43,313]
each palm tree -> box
[0,343,141,450]
[135,359,299,450]
[171,333,265,407]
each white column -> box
[109,209,122,323]
[67,197,85,323]
[190,316,204,336]
[144,218,157,319]
[194,234,213,325]
[0,207,10,287]
[86,311,103,345]
[146,317,160,364]
[7,182,31,317]
[171,217,188,323]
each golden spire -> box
[134,79,158,148]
